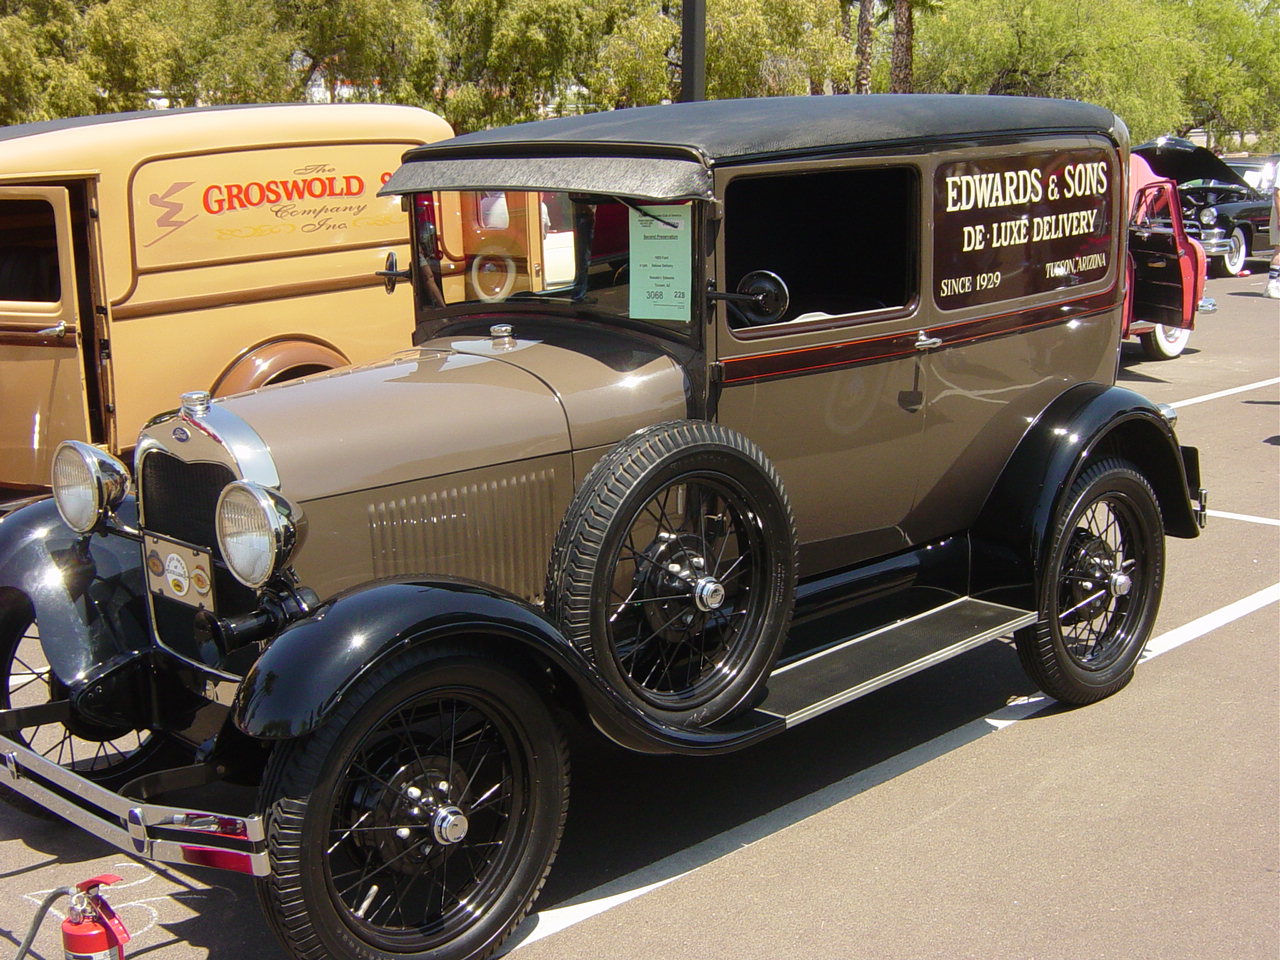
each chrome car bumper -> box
[0,733,270,876]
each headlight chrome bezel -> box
[50,441,131,533]
[1197,205,1219,226]
[215,480,302,589]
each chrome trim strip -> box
[0,733,270,876]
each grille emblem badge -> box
[172,426,190,442]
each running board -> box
[750,598,1036,728]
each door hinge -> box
[99,338,111,361]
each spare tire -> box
[547,420,796,726]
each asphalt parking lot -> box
[2,269,1276,960]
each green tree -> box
[1173,0,1280,144]
[587,0,848,108]
[913,0,1195,138]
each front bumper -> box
[0,732,269,876]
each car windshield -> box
[409,190,696,338]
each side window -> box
[0,199,61,303]
[724,167,917,328]
[1131,185,1173,232]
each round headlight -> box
[215,481,301,588]
[51,441,130,533]
[1198,206,1219,226]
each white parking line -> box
[1206,509,1280,527]
[506,582,1280,953]
[1171,377,1280,408]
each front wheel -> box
[0,598,171,795]
[1213,226,1248,277]
[257,647,568,960]
[1015,459,1164,705]
[1139,324,1191,360]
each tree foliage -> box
[0,0,1275,148]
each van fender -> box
[970,382,1200,609]
[0,497,152,690]
[232,578,782,755]
[211,337,350,396]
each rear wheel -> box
[1139,324,1191,360]
[258,648,568,960]
[1015,459,1164,705]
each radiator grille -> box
[138,449,256,664]
[368,468,558,601]
[140,451,235,547]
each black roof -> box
[384,94,1119,202]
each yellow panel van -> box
[0,103,452,498]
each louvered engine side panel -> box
[368,467,560,601]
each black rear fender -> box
[971,382,1200,609]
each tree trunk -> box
[889,0,913,94]
[855,0,875,95]
[834,0,853,94]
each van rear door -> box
[1129,181,1194,330]
[0,185,92,491]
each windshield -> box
[409,190,696,337]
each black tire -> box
[1213,225,1248,277]
[257,646,568,960]
[0,597,173,802]
[1139,324,1191,360]
[547,420,796,726]
[1015,458,1164,705]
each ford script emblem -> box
[172,426,191,443]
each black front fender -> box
[233,577,783,755]
[0,497,152,688]
[971,382,1199,609]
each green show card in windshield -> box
[628,204,692,323]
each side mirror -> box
[707,270,791,326]
[376,251,411,294]
[735,270,790,325]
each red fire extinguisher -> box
[61,875,131,960]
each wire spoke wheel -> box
[1,603,155,784]
[548,420,796,725]
[259,650,568,960]
[325,689,525,948]
[606,474,767,711]
[1016,458,1164,705]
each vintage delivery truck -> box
[0,96,1204,960]
[0,103,452,502]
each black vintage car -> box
[1135,137,1275,276]
[1,96,1204,960]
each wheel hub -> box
[693,577,726,612]
[634,532,719,640]
[432,805,469,845]
[1063,532,1121,623]
[357,757,470,866]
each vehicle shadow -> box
[534,639,1046,909]
[2,641,1051,960]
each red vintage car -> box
[1123,154,1214,360]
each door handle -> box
[36,320,67,337]
[915,331,942,351]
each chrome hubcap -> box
[693,576,726,612]
[1108,571,1132,597]
[432,805,469,845]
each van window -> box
[0,199,60,302]
[723,167,917,327]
